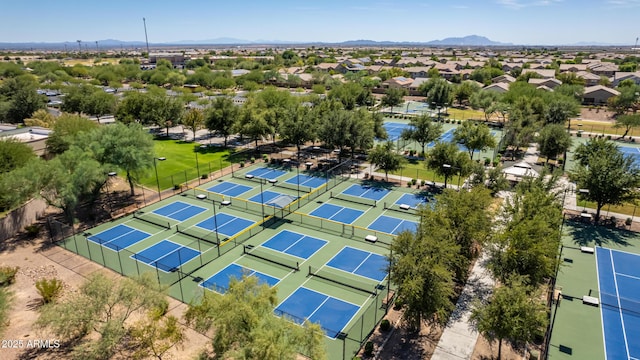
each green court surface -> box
[548,220,640,360]
[57,163,429,360]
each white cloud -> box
[607,0,640,7]
[496,0,562,9]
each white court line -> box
[616,273,640,282]
[610,250,632,359]
[595,247,609,360]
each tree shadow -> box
[566,219,637,248]
[448,269,493,323]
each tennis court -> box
[275,286,361,338]
[246,167,288,180]
[596,247,640,360]
[132,239,200,272]
[342,184,390,201]
[620,146,640,167]
[285,174,327,190]
[248,190,298,208]
[261,230,327,259]
[395,193,428,208]
[383,122,410,141]
[194,213,255,238]
[207,181,253,197]
[200,263,280,293]
[368,215,418,235]
[326,246,387,282]
[152,201,207,222]
[87,224,151,251]
[309,203,364,224]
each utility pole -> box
[143,17,150,57]
[95,41,99,53]
[77,40,81,53]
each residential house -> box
[315,63,339,72]
[522,68,556,79]
[582,85,620,105]
[574,71,601,86]
[404,66,432,78]
[611,72,640,87]
[559,64,588,72]
[482,83,510,93]
[588,62,619,77]
[492,74,516,84]
[409,78,429,95]
[528,78,562,89]
[381,76,414,90]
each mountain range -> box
[0,35,632,50]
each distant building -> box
[148,53,186,68]
[0,125,52,156]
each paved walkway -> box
[431,252,495,360]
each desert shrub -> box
[0,267,18,287]
[35,278,63,304]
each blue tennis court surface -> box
[368,215,418,235]
[87,224,150,251]
[342,184,390,201]
[596,247,640,360]
[383,122,410,141]
[261,230,327,259]
[310,203,363,224]
[132,240,200,272]
[249,191,297,208]
[246,167,288,180]
[201,263,279,293]
[327,246,387,282]
[207,182,252,197]
[395,193,428,208]
[620,146,640,167]
[196,213,254,237]
[285,174,326,189]
[275,287,360,338]
[152,201,207,222]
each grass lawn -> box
[568,119,638,137]
[138,139,242,191]
[389,159,463,187]
[576,197,639,218]
[446,108,486,121]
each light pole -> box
[154,157,166,200]
[107,171,117,213]
[443,164,452,189]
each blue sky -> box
[2,0,640,45]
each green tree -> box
[544,96,580,125]
[390,212,462,330]
[608,85,640,115]
[614,113,640,139]
[381,87,407,113]
[37,273,175,360]
[400,114,443,156]
[279,105,316,160]
[147,96,184,136]
[470,275,548,360]
[61,84,97,114]
[454,81,481,106]
[0,75,46,123]
[572,140,640,222]
[184,275,327,360]
[182,108,205,141]
[205,97,240,147]
[24,108,56,128]
[79,123,154,196]
[84,91,117,120]
[427,142,471,188]
[470,91,501,121]
[237,98,272,148]
[453,122,497,160]
[537,124,572,164]
[46,114,99,155]
[369,141,405,181]
[0,138,34,173]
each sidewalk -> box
[431,253,495,360]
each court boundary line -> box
[262,231,328,261]
[596,247,609,360]
[236,246,299,284]
[207,182,253,196]
[315,202,364,224]
[88,223,155,251]
[130,239,200,274]
[616,272,640,282]
[194,214,238,236]
[324,245,388,283]
[366,214,416,235]
[394,193,427,208]
[151,201,208,222]
[198,262,282,293]
[609,249,632,359]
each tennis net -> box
[308,266,379,296]
[330,191,376,207]
[133,211,171,229]
[243,245,300,271]
[175,225,219,245]
[598,290,640,315]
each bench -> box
[221,200,231,206]
[196,194,206,200]
[245,174,254,179]
[580,246,595,254]
[399,204,411,211]
[583,295,599,306]
[365,235,378,243]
